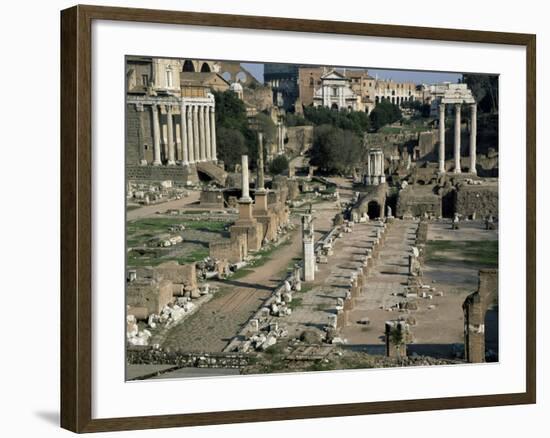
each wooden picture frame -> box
[60,4,536,433]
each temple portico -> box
[128,94,217,166]
[436,84,477,175]
[365,149,386,186]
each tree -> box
[268,155,289,175]
[285,112,308,127]
[302,106,370,135]
[213,90,257,167]
[255,112,276,146]
[309,124,363,174]
[216,127,247,168]
[368,100,402,131]
[462,74,498,113]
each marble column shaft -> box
[193,105,200,162]
[470,103,477,175]
[166,106,175,165]
[180,102,189,165]
[151,104,162,165]
[205,105,212,160]
[257,132,265,190]
[199,105,207,161]
[454,103,462,174]
[439,103,446,173]
[186,105,195,163]
[210,107,217,161]
[241,155,251,201]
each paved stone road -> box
[161,200,339,352]
[342,220,418,349]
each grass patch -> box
[297,283,314,294]
[231,269,255,280]
[288,297,303,310]
[127,218,230,234]
[425,240,498,267]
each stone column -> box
[193,105,200,162]
[210,107,217,161]
[180,102,188,165]
[151,104,162,166]
[302,214,315,282]
[454,103,462,174]
[241,155,251,202]
[438,102,446,173]
[186,105,195,163]
[257,132,265,190]
[205,105,212,161]
[199,105,207,161]
[470,103,477,175]
[166,106,175,165]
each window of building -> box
[166,69,173,88]
[142,74,149,86]
[332,87,338,97]
[309,77,314,86]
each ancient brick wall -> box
[396,187,441,218]
[209,234,247,263]
[127,347,251,369]
[126,104,154,165]
[286,126,314,155]
[126,164,198,184]
[455,185,498,218]
[200,189,225,208]
[127,279,173,316]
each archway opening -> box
[200,62,211,72]
[331,103,339,111]
[367,201,381,219]
[441,191,455,218]
[182,60,195,72]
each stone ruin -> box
[463,269,498,363]
[385,320,411,358]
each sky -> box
[241,63,462,85]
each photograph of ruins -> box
[125,57,499,380]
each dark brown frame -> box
[61,4,537,433]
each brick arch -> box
[463,269,498,362]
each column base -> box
[181,161,189,167]
[152,161,162,166]
[167,160,176,166]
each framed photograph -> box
[60,4,536,433]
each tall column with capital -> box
[210,107,217,161]
[151,104,162,166]
[166,106,175,165]
[454,103,462,174]
[469,103,477,175]
[180,102,189,165]
[438,102,446,173]
[192,105,200,162]
[199,105,207,161]
[205,105,212,161]
[186,105,195,163]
